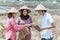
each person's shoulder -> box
[9,18,14,21]
[29,16,32,19]
[7,18,13,23]
[46,13,52,17]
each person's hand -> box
[25,27,29,31]
[40,28,45,31]
[20,20,25,25]
[24,24,31,27]
[31,23,36,27]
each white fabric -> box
[40,12,54,39]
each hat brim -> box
[35,9,47,11]
[19,9,31,13]
[8,12,19,14]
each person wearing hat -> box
[5,7,28,40]
[34,4,56,40]
[17,5,33,40]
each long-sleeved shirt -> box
[5,17,25,40]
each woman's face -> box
[13,13,17,18]
[38,10,45,15]
[22,9,28,16]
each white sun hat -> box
[19,5,31,13]
[8,7,19,13]
[35,4,47,11]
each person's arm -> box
[41,14,56,31]
[41,22,56,30]
[16,17,21,25]
[28,17,33,27]
[10,18,25,31]
[23,17,33,27]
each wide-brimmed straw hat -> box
[19,5,31,13]
[8,7,19,13]
[34,4,47,11]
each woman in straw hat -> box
[34,4,56,40]
[17,5,33,40]
[5,7,28,40]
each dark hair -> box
[43,10,47,12]
[20,9,30,20]
[8,13,13,18]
